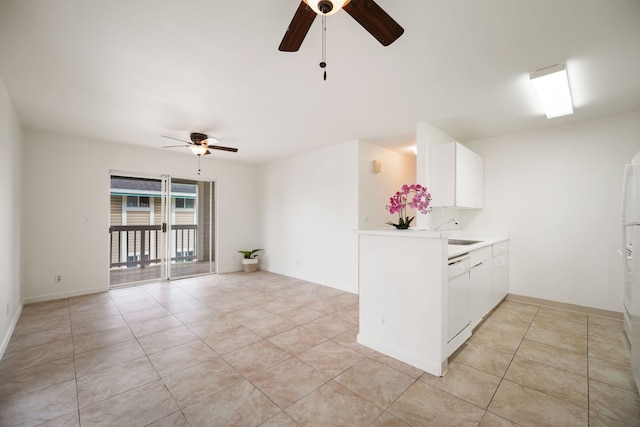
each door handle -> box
[162,223,167,233]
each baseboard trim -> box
[22,287,107,305]
[506,294,623,320]
[0,303,23,362]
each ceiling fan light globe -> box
[189,144,209,156]
[304,0,349,16]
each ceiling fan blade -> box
[160,135,193,148]
[162,144,191,148]
[207,145,239,153]
[279,1,317,52]
[343,0,404,46]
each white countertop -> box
[446,230,509,258]
[357,228,508,258]
[357,228,446,238]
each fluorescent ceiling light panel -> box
[530,63,574,119]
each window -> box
[126,196,150,208]
[175,198,195,209]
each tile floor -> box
[1,271,639,426]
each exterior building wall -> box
[154,197,162,225]
[110,195,122,226]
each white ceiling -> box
[1,0,639,163]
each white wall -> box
[462,111,640,312]
[16,107,639,315]
[358,141,416,229]
[22,131,259,302]
[0,77,23,356]
[259,141,360,293]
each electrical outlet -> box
[54,275,62,283]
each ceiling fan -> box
[161,133,238,157]
[278,0,404,52]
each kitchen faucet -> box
[433,218,458,231]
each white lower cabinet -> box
[469,241,509,329]
[469,246,493,329]
[492,241,509,306]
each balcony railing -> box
[109,224,198,268]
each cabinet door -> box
[469,264,482,329]
[455,145,469,207]
[470,153,484,208]
[470,260,493,328]
[430,142,456,207]
[430,142,484,209]
[448,271,471,342]
[492,251,509,306]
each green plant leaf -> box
[250,249,263,258]
[239,249,263,259]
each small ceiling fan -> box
[161,133,238,156]
[278,0,404,52]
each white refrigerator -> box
[621,150,640,391]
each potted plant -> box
[238,249,263,273]
[386,184,432,229]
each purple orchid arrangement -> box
[386,184,432,229]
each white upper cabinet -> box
[430,142,484,209]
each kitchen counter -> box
[356,228,509,376]
[445,230,509,258]
[355,228,508,258]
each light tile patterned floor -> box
[1,271,639,426]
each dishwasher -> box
[447,254,471,344]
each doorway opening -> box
[108,174,215,287]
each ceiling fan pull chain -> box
[320,14,327,81]
[197,155,201,175]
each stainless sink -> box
[448,239,482,246]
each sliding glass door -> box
[168,178,215,280]
[109,173,215,287]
